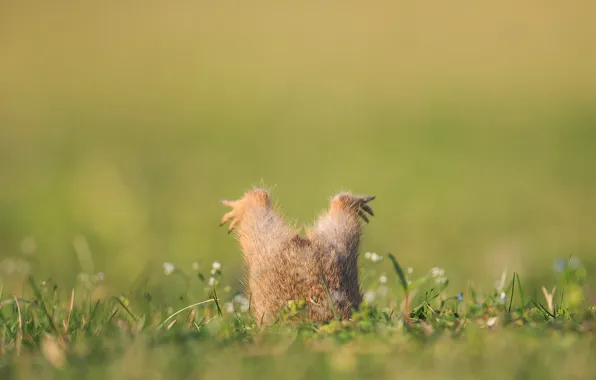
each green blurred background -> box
[1,1,595,297]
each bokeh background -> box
[1,1,595,299]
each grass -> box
[0,255,594,380]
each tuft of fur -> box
[219,188,375,324]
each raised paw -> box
[219,189,271,233]
[331,193,376,223]
[219,199,241,234]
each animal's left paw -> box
[219,188,271,233]
[331,193,375,223]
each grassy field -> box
[1,2,596,379]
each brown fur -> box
[219,188,375,324]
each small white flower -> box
[435,276,448,284]
[429,267,445,278]
[407,267,413,274]
[96,272,105,281]
[192,262,200,271]
[498,292,507,304]
[210,268,218,275]
[233,294,250,313]
[212,261,222,270]
[365,252,371,259]
[224,302,234,313]
[163,263,176,276]
[208,277,216,286]
[370,253,383,262]
[363,291,376,303]
[379,274,387,284]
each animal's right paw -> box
[331,193,375,223]
[219,199,241,234]
[219,188,271,233]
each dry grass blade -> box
[157,299,216,330]
[65,288,75,334]
[12,294,22,356]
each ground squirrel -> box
[219,188,375,323]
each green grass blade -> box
[112,296,138,321]
[515,273,525,307]
[107,308,119,325]
[508,273,516,313]
[212,289,222,317]
[469,282,478,305]
[27,276,60,336]
[84,299,101,331]
[529,297,555,319]
[388,253,408,293]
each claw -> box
[219,211,235,227]
[358,195,376,203]
[360,204,374,216]
[228,218,239,233]
[358,210,370,223]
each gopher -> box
[219,187,375,323]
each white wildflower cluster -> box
[225,294,250,313]
[363,290,376,303]
[364,252,383,263]
[377,273,390,297]
[429,267,447,284]
[207,261,223,287]
[235,294,250,313]
[362,273,391,305]
[224,302,235,313]
[163,262,176,276]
